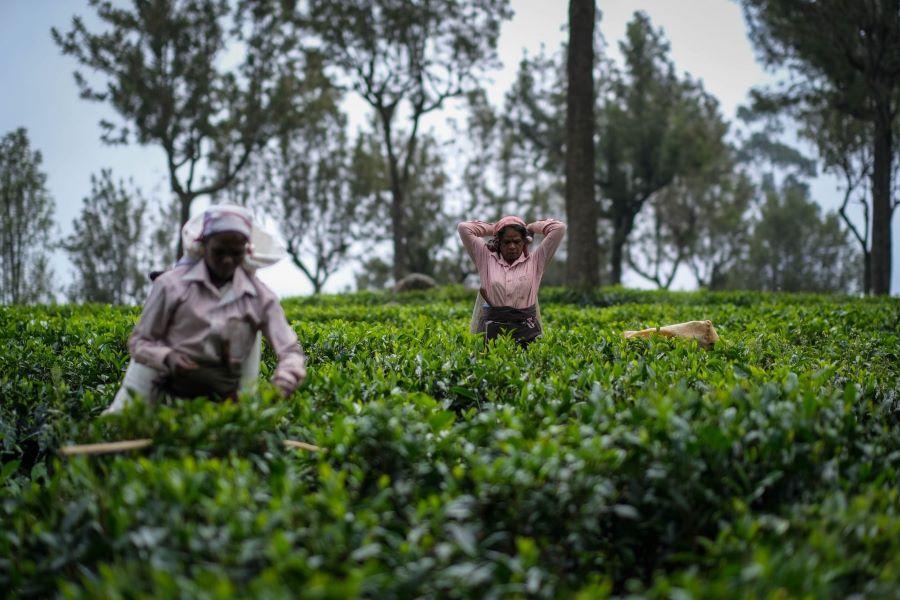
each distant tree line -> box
[0,0,895,304]
[0,128,54,304]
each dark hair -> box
[487,224,529,254]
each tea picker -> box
[458,216,567,347]
[101,205,306,414]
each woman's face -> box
[204,231,248,283]
[499,227,526,264]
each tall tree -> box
[63,170,150,304]
[276,126,358,295]
[627,176,722,290]
[789,102,900,295]
[0,128,55,305]
[353,128,453,280]
[624,80,733,289]
[598,13,727,285]
[308,0,513,281]
[502,48,597,281]
[352,130,453,289]
[223,53,359,294]
[733,176,861,293]
[402,138,452,277]
[801,108,876,293]
[686,171,756,290]
[565,0,599,287]
[740,0,900,294]
[53,0,298,257]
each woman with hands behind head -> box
[457,216,566,346]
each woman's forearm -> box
[457,220,494,238]
[457,220,494,264]
[527,218,566,236]
[529,219,567,264]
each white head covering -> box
[180,203,287,271]
[201,205,253,239]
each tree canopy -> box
[308,0,513,282]
[53,0,300,257]
[740,0,900,294]
[63,170,150,304]
[0,128,55,305]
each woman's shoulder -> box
[150,263,191,288]
[243,270,280,304]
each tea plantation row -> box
[1,288,899,598]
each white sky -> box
[1,0,897,296]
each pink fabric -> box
[129,259,306,393]
[493,215,527,236]
[458,218,567,309]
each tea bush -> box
[1,287,898,598]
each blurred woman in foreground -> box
[102,205,305,414]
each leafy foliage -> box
[599,12,732,286]
[0,128,55,305]
[733,176,861,293]
[739,0,900,295]
[1,289,899,597]
[62,170,152,305]
[52,0,301,256]
[221,51,361,294]
[308,0,513,281]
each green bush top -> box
[1,290,898,598]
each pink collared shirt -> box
[457,219,567,309]
[129,260,306,392]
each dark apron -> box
[479,305,542,346]
[161,363,240,401]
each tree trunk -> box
[871,108,892,295]
[863,248,872,295]
[378,109,410,283]
[709,263,722,291]
[176,193,192,260]
[564,0,599,288]
[609,210,633,285]
[610,222,625,286]
[390,183,408,282]
[288,250,326,295]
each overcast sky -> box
[2,0,897,296]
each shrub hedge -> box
[1,287,898,598]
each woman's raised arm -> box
[527,219,567,265]
[457,220,494,264]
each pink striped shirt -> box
[457,219,567,309]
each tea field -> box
[1,287,899,598]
